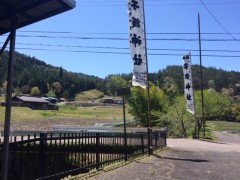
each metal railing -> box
[0,130,166,180]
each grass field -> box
[0,105,133,122]
[199,120,240,139]
[207,120,240,131]
[75,89,104,102]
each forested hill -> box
[0,51,103,98]
[0,51,239,98]
[154,65,240,95]
[117,65,240,96]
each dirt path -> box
[90,132,240,180]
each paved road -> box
[214,131,240,144]
[90,132,240,180]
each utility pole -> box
[198,13,205,137]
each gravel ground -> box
[90,132,240,180]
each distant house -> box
[102,98,114,104]
[43,97,57,104]
[1,96,59,110]
[112,99,123,104]
[102,97,123,104]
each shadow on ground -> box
[153,154,209,163]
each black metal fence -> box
[0,130,166,180]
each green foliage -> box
[162,76,179,104]
[14,87,21,96]
[155,65,240,96]
[21,85,31,94]
[208,79,216,89]
[199,122,214,140]
[52,82,62,94]
[205,120,240,139]
[31,86,40,96]
[208,120,240,131]
[161,96,195,138]
[0,51,103,99]
[194,89,231,120]
[46,90,56,98]
[104,74,130,95]
[223,102,240,122]
[127,83,167,127]
[192,89,240,122]
[1,51,239,101]
[2,81,7,93]
[75,89,104,102]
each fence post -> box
[141,134,144,154]
[96,133,100,170]
[39,133,46,178]
[155,132,158,148]
[164,130,167,146]
[124,133,127,161]
[148,128,153,155]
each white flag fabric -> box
[182,54,195,114]
[127,0,147,88]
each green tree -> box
[52,82,62,94]
[162,96,194,138]
[128,83,167,127]
[162,76,179,105]
[208,80,216,89]
[14,87,21,96]
[46,90,56,98]
[194,89,231,120]
[59,66,63,78]
[2,81,7,93]
[224,103,240,121]
[21,85,31,94]
[31,86,40,96]
[221,88,234,99]
[104,75,129,95]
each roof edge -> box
[62,0,76,8]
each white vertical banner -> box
[127,0,147,88]
[182,54,195,114]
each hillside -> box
[0,51,239,98]
[155,65,240,95]
[118,66,240,96]
[0,51,103,98]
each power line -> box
[10,34,240,41]
[16,34,127,40]
[199,0,236,40]
[15,47,240,58]
[13,42,240,53]
[17,30,240,35]
[15,42,129,50]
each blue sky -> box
[2,0,240,78]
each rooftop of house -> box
[13,96,49,103]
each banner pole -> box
[189,52,198,139]
[127,0,152,154]
[142,0,152,155]
[198,13,205,137]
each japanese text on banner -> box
[182,54,195,114]
[127,0,147,88]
